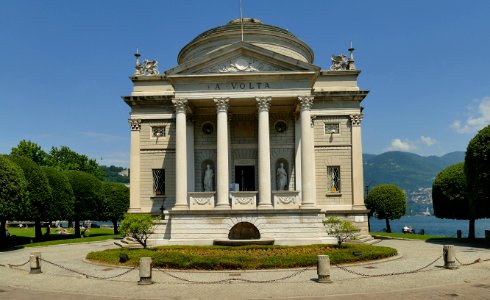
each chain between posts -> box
[454,256,488,266]
[334,255,443,277]
[6,259,30,269]
[156,267,312,284]
[39,258,137,279]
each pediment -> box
[165,42,319,75]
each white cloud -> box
[386,139,417,152]
[420,135,437,146]
[452,97,490,134]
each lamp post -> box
[159,205,165,220]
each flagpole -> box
[240,0,244,41]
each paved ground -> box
[0,239,489,299]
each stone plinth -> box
[189,192,215,210]
[273,191,300,209]
[231,191,257,210]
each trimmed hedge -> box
[87,244,397,270]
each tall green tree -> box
[65,170,104,237]
[432,163,476,238]
[41,166,75,227]
[9,155,52,240]
[11,140,48,165]
[365,184,406,233]
[0,156,27,240]
[48,146,104,179]
[464,124,490,239]
[102,182,129,234]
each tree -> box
[11,140,48,165]
[365,184,406,233]
[41,166,75,228]
[48,146,104,179]
[65,170,104,237]
[323,216,359,246]
[9,155,52,240]
[465,124,490,239]
[102,182,129,234]
[0,156,27,240]
[432,163,473,235]
[120,214,155,249]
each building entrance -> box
[235,166,255,191]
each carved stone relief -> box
[198,57,286,73]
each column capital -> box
[350,114,363,127]
[129,119,141,131]
[172,98,188,113]
[256,96,272,112]
[214,97,229,112]
[298,96,314,111]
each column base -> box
[257,204,273,209]
[172,205,189,211]
[300,203,316,209]
[127,208,142,213]
[215,204,231,210]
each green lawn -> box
[87,243,397,270]
[4,226,122,248]
[370,232,447,241]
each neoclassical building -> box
[122,18,369,246]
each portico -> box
[122,18,370,246]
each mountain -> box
[363,151,465,215]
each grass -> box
[86,243,397,270]
[3,226,122,248]
[370,232,447,241]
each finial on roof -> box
[134,48,144,76]
[347,42,356,70]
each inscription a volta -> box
[208,82,271,90]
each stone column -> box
[257,97,272,208]
[214,98,230,209]
[350,114,366,210]
[173,99,188,209]
[128,119,141,212]
[298,96,316,207]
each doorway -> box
[235,165,255,191]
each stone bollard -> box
[317,255,332,283]
[29,252,42,274]
[138,257,153,285]
[443,245,458,269]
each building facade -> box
[122,18,369,246]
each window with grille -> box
[152,169,165,195]
[325,123,340,135]
[152,126,166,137]
[327,166,341,193]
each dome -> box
[177,18,314,65]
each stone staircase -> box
[114,219,168,248]
[349,234,381,245]
[114,237,143,248]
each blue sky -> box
[1,1,489,167]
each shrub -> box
[323,216,360,246]
[120,214,155,249]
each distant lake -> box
[369,215,490,238]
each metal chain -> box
[156,267,312,284]
[39,258,137,280]
[454,256,488,266]
[335,255,442,278]
[7,259,30,268]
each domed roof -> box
[177,18,314,65]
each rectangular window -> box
[151,126,166,137]
[327,166,341,193]
[325,123,340,135]
[152,169,165,195]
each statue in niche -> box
[276,163,288,191]
[203,164,214,191]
